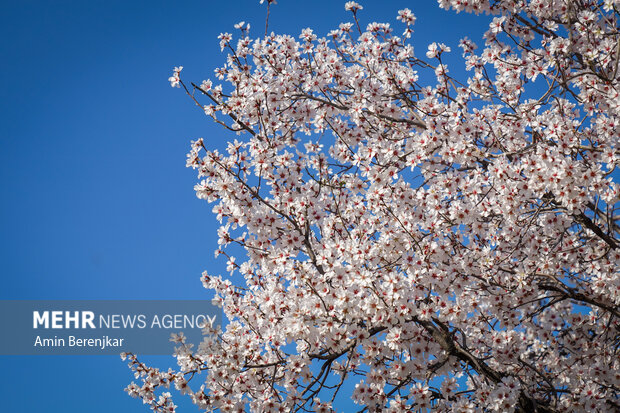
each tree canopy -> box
[126,1,620,411]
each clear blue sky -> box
[0,1,489,411]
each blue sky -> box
[0,1,489,411]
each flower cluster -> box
[344,2,363,12]
[167,66,182,88]
[137,1,619,411]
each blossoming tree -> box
[126,0,620,411]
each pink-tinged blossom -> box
[217,32,232,51]
[299,28,316,42]
[396,8,416,25]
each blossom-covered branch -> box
[130,1,619,411]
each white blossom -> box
[344,1,363,12]
[167,66,182,88]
